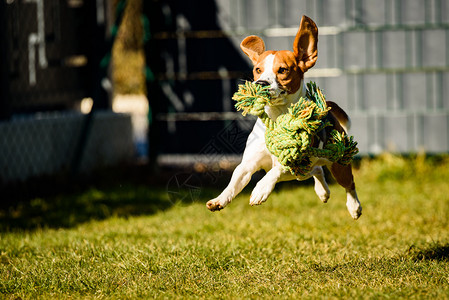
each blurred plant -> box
[112,0,146,95]
[356,152,449,182]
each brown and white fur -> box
[206,16,362,219]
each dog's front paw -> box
[206,199,224,212]
[249,186,272,206]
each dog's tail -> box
[326,101,351,133]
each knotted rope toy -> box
[233,81,359,177]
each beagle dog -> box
[206,16,362,219]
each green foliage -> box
[357,152,449,182]
[1,155,449,298]
[112,0,146,95]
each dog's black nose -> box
[255,80,270,87]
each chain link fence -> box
[1,0,134,184]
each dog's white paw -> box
[317,192,330,203]
[206,199,223,211]
[249,186,272,206]
[346,189,362,220]
[314,183,330,203]
[206,196,231,212]
[346,200,362,220]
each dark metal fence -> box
[145,0,449,156]
[1,0,110,116]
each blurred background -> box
[1,0,449,191]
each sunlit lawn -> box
[1,155,449,298]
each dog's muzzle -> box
[255,80,270,87]
[255,80,287,105]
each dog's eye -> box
[278,67,288,74]
[255,68,262,74]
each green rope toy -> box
[233,81,359,177]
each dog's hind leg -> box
[330,163,362,219]
[311,166,330,203]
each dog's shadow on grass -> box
[0,184,173,231]
[406,243,449,262]
[0,167,222,232]
[308,243,449,277]
[0,164,337,232]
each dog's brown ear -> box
[240,35,265,65]
[293,15,318,72]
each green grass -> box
[1,155,449,299]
